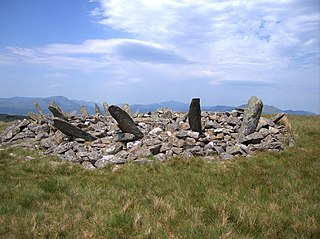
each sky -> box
[0,0,319,113]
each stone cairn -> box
[0,97,290,169]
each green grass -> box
[0,116,319,238]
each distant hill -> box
[0,96,316,116]
[0,96,101,115]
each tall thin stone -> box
[188,98,202,133]
[238,96,263,142]
[48,101,68,121]
[108,105,144,139]
[34,101,45,117]
[121,103,131,115]
[95,103,101,115]
[103,102,110,116]
[80,105,89,117]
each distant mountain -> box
[0,96,317,116]
[0,96,101,115]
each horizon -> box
[0,0,319,114]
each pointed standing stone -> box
[103,102,109,116]
[272,113,285,124]
[48,102,68,121]
[95,103,101,115]
[80,105,89,117]
[188,98,202,133]
[108,105,144,139]
[121,103,131,115]
[34,101,45,116]
[238,96,263,142]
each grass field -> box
[0,115,319,238]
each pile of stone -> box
[0,96,291,169]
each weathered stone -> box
[34,101,45,117]
[149,127,163,135]
[149,144,162,155]
[188,98,202,133]
[48,101,68,121]
[115,132,136,142]
[220,153,235,160]
[53,118,97,141]
[103,102,110,116]
[121,103,131,115]
[240,132,265,144]
[130,146,152,157]
[55,142,76,154]
[108,105,144,139]
[238,96,263,142]
[95,103,102,115]
[80,105,89,116]
[82,161,96,170]
[28,112,41,122]
[272,113,286,124]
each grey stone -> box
[149,144,162,155]
[34,102,45,117]
[272,113,286,124]
[115,132,136,142]
[53,117,97,141]
[238,96,263,142]
[28,112,41,122]
[121,103,131,115]
[108,105,144,139]
[82,161,96,170]
[80,105,89,116]
[240,132,265,144]
[103,102,110,116]
[95,103,102,115]
[188,98,202,133]
[149,127,163,135]
[48,101,68,121]
[220,153,235,160]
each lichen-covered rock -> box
[238,96,263,142]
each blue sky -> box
[0,0,319,113]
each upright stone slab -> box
[188,98,202,133]
[53,117,97,141]
[80,105,89,117]
[103,102,109,116]
[108,105,144,139]
[238,96,263,142]
[48,101,68,121]
[95,103,101,115]
[34,101,45,117]
[121,103,131,115]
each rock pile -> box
[0,97,291,169]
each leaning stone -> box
[103,102,110,116]
[80,105,89,116]
[238,96,263,142]
[108,105,144,139]
[95,103,102,115]
[28,112,41,122]
[272,113,286,124]
[25,156,35,161]
[53,117,97,141]
[34,101,45,117]
[188,98,202,133]
[48,101,68,121]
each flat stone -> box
[53,117,97,141]
[240,132,265,144]
[115,132,136,142]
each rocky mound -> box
[0,96,292,169]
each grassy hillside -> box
[0,116,319,238]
